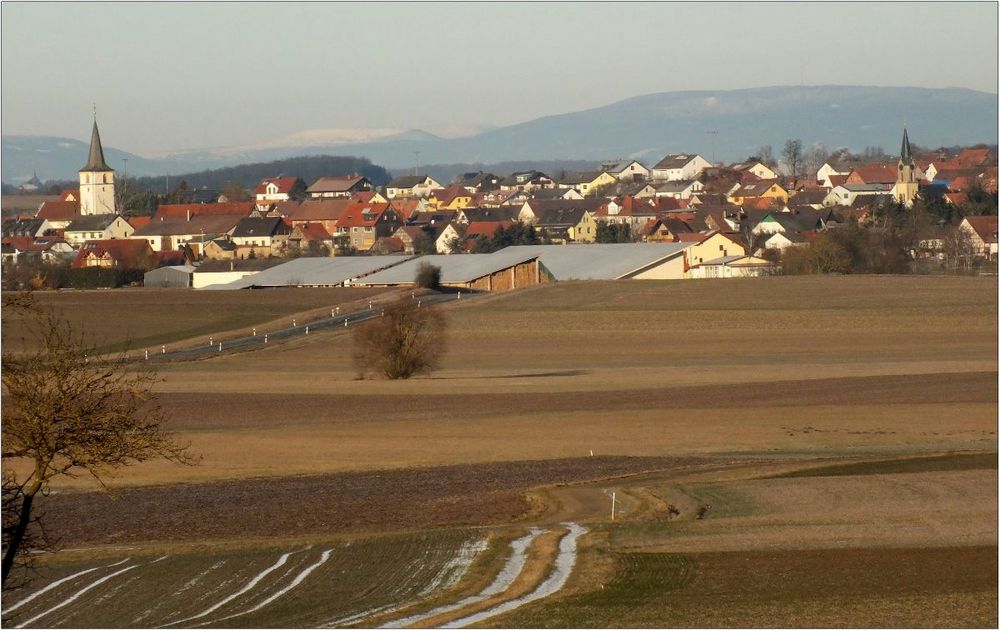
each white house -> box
[651,154,712,182]
[823,184,890,207]
[732,160,779,181]
[600,160,650,182]
[654,179,704,200]
[816,161,852,188]
[386,175,442,199]
[63,214,134,246]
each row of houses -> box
[4,129,996,273]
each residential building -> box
[651,154,711,182]
[63,214,134,246]
[385,175,441,199]
[306,176,372,199]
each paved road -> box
[131,291,477,364]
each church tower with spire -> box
[893,127,919,208]
[79,116,116,215]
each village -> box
[2,120,997,292]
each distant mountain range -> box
[4,85,997,184]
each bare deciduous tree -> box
[782,139,804,180]
[1,295,192,588]
[352,299,447,380]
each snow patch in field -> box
[160,552,293,627]
[380,528,543,629]
[204,549,333,625]
[441,523,587,629]
[15,563,139,628]
[418,537,487,596]
[5,558,129,614]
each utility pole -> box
[414,151,421,176]
[707,130,718,166]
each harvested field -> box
[491,545,998,628]
[2,287,392,354]
[39,457,698,546]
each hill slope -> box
[4,85,996,182]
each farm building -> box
[689,255,778,278]
[352,251,547,292]
[192,259,283,289]
[144,265,195,288]
[206,255,414,289]
[496,243,692,280]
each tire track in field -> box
[4,558,130,616]
[377,529,543,629]
[159,551,297,627]
[323,536,490,628]
[14,561,140,628]
[199,549,333,626]
[441,523,587,629]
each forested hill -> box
[129,155,392,192]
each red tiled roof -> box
[72,239,154,269]
[255,177,300,195]
[307,176,366,194]
[153,202,254,220]
[337,202,392,228]
[848,163,897,184]
[465,220,513,238]
[828,174,849,188]
[36,200,80,221]
[964,216,998,243]
[127,215,152,230]
[944,192,968,206]
[956,148,991,168]
[389,198,421,221]
[292,222,333,240]
[374,236,405,252]
[280,199,350,222]
[675,232,708,243]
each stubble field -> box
[3,274,996,627]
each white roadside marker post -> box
[144,350,149,360]
[344,318,348,327]
[305,326,309,335]
[162,345,166,354]
[264,334,268,344]
[218,343,222,352]
[293,319,297,327]
[253,327,256,337]
[611,492,616,521]
[209,336,213,346]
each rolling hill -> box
[4,85,996,183]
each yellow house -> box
[579,171,618,197]
[427,186,474,211]
[684,231,747,267]
[728,180,789,205]
[569,211,599,242]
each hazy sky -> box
[2,2,997,155]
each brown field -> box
[3,275,997,627]
[2,286,393,354]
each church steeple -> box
[78,114,116,215]
[80,119,112,172]
[900,126,913,166]
[894,126,918,208]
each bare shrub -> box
[415,262,442,290]
[352,299,447,379]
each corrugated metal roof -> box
[207,256,414,290]
[497,243,690,280]
[355,250,539,285]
